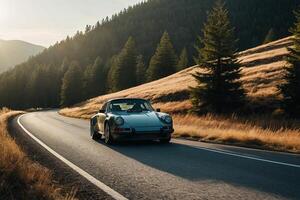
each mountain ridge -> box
[0,39,45,73]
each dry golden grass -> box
[173,114,300,153]
[60,37,300,153]
[0,108,76,200]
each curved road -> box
[11,111,300,200]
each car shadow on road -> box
[95,139,300,199]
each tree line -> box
[0,29,181,108]
[59,31,179,106]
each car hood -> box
[120,112,161,127]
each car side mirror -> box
[99,109,105,113]
[156,108,161,112]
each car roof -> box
[107,98,148,103]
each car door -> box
[98,102,108,133]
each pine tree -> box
[106,55,118,92]
[263,28,276,44]
[61,57,70,74]
[190,1,245,114]
[279,8,300,117]
[85,25,92,33]
[91,57,106,96]
[83,64,94,98]
[136,55,147,84]
[177,47,189,71]
[147,32,177,81]
[111,37,137,91]
[60,61,83,106]
[83,57,106,99]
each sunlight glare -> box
[0,1,10,23]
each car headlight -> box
[160,115,172,124]
[115,117,124,126]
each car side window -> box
[107,103,112,113]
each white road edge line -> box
[17,114,128,200]
[174,140,300,168]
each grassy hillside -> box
[0,39,45,73]
[61,37,291,118]
[61,37,300,153]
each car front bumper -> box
[111,127,174,141]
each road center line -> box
[17,114,128,200]
[174,140,300,168]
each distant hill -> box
[0,39,45,73]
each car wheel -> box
[90,121,99,140]
[104,123,114,144]
[159,137,171,144]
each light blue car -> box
[90,98,174,144]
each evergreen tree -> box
[91,57,106,96]
[28,65,48,107]
[61,57,70,74]
[85,25,92,33]
[83,57,106,99]
[60,61,83,106]
[190,1,245,114]
[263,28,276,44]
[111,37,137,91]
[136,55,147,84]
[45,64,62,107]
[177,47,189,71]
[147,32,177,81]
[83,64,94,98]
[279,8,300,117]
[106,55,119,92]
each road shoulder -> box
[9,115,112,200]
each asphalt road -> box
[11,111,300,200]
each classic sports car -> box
[90,98,174,144]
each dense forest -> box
[0,0,298,109]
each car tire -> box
[90,121,100,140]
[159,137,171,144]
[104,123,114,145]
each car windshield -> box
[109,99,154,113]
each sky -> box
[0,0,142,47]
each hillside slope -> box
[0,39,45,73]
[61,37,291,119]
